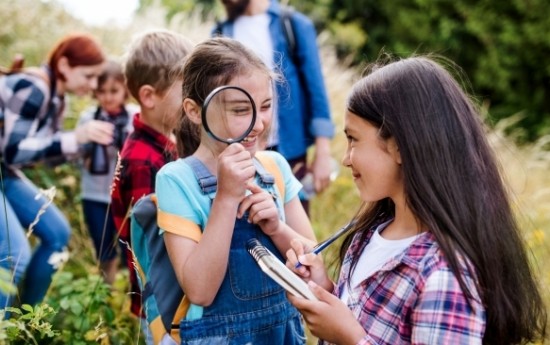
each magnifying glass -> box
[201,85,257,144]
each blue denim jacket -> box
[214,1,335,160]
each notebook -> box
[247,238,318,301]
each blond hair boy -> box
[110,29,193,344]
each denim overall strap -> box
[184,156,217,196]
[178,157,305,345]
[185,156,274,193]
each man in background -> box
[215,0,335,215]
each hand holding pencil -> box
[295,222,353,268]
[286,222,353,293]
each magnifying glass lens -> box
[203,86,256,144]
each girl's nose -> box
[254,111,268,132]
[342,153,351,167]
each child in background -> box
[286,56,547,344]
[110,30,193,344]
[76,59,138,285]
[155,37,316,344]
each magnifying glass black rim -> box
[201,85,257,144]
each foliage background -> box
[1,0,549,343]
[145,0,550,142]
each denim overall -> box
[180,156,306,345]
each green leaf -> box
[60,298,71,310]
[69,302,83,315]
[20,304,34,313]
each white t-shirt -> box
[233,13,279,146]
[234,13,274,69]
[340,220,422,303]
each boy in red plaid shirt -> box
[110,29,193,343]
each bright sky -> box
[55,0,139,27]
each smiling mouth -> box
[241,136,255,143]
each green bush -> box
[44,271,143,345]
[0,271,143,345]
[327,0,550,141]
[0,304,57,345]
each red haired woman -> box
[0,33,112,313]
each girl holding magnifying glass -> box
[155,37,316,344]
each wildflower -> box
[110,151,123,196]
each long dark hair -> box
[339,56,546,344]
[175,37,274,157]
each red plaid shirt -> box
[111,113,177,317]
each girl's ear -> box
[138,85,155,109]
[183,98,202,125]
[387,137,402,165]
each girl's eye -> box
[230,107,252,116]
[260,103,272,111]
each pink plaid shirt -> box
[324,219,486,345]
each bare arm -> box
[164,194,240,306]
[310,136,333,194]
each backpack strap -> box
[131,194,158,287]
[280,5,298,66]
[213,20,224,37]
[255,151,286,202]
[252,158,275,186]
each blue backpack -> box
[130,194,187,344]
[130,152,285,344]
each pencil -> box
[295,222,353,268]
